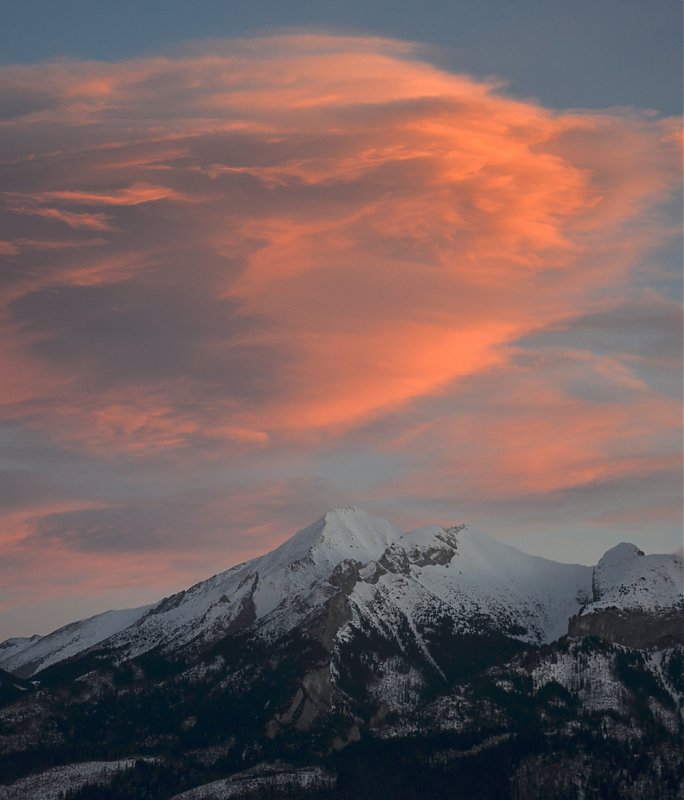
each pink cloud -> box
[8,204,114,231]
[0,35,678,449]
[32,182,195,206]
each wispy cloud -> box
[7,203,115,231]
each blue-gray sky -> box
[0,1,681,639]
[2,0,682,113]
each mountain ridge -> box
[1,507,680,680]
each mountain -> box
[588,541,683,612]
[0,508,682,800]
[568,541,684,648]
[0,606,153,678]
[1,508,594,678]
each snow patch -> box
[0,759,144,800]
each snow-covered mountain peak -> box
[315,507,402,558]
[588,541,683,612]
[260,507,405,577]
[597,542,644,570]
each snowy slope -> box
[1,508,680,679]
[343,524,592,647]
[170,765,335,799]
[0,635,41,665]
[96,507,405,662]
[0,759,143,800]
[0,606,152,677]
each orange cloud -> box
[0,36,679,492]
[370,340,681,511]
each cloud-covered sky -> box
[0,9,681,638]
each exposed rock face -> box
[221,575,258,637]
[268,666,334,734]
[568,608,684,648]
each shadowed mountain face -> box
[0,508,682,799]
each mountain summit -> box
[589,541,683,611]
[258,506,405,575]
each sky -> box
[0,1,681,639]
